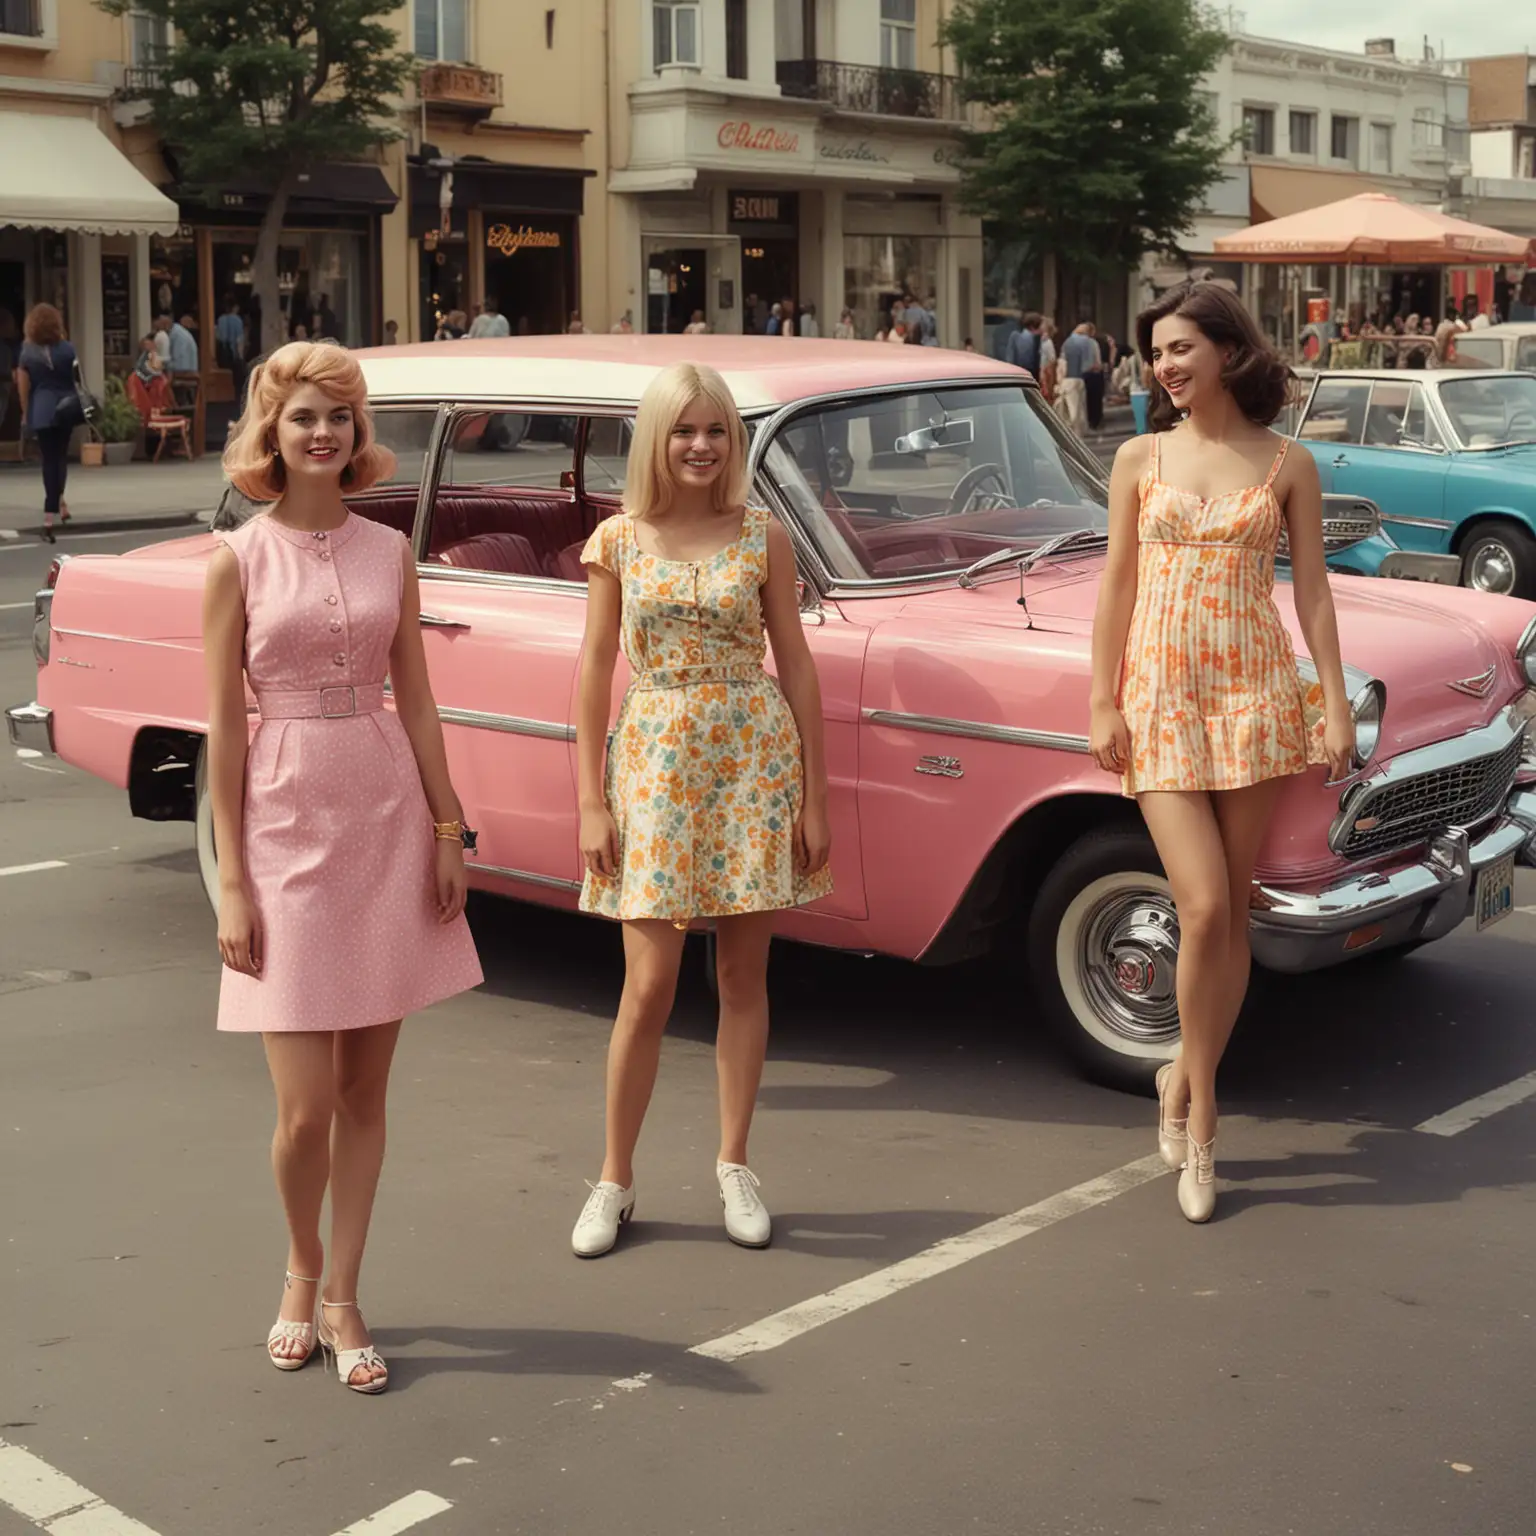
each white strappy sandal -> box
[318,1298,389,1395]
[266,1270,319,1371]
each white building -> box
[607,0,984,344]
[1144,30,1467,341]
[1458,52,1536,257]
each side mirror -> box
[560,468,577,490]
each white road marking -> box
[328,1491,454,1535]
[0,1438,163,1533]
[0,860,67,878]
[1416,1069,1536,1137]
[0,599,35,610]
[0,529,193,553]
[690,1155,1169,1362]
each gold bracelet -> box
[433,820,463,841]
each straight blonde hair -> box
[625,363,750,520]
[223,341,394,502]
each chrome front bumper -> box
[6,701,54,753]
[1252,792,1536,973]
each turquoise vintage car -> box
[1291,369,1536,596]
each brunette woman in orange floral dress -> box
[570,362,832,1258]
[1089,283,1353,1223]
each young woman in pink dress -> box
[1089,283,1352,1223]
[205,343,483,1392]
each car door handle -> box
[1332,454,1351,467]
[419,613,471,630]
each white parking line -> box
[329,1491,454,1534]
[0,860,67,878]
[0,599,34,610]
[0,1438,162,1534]
[690,1154,1169,1363]
[1415,1069,1536,1136]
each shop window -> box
[415,0,468,62]
[1289,111,1316,158]
[726,0,748,78]
[844,232,940,345]
[425,411,586,581]
[0,0,43,38]
[210,230,366,350]
[1371,123,1392,174]
[880,0,915,70]
[653,0,699,69]
[1242,107,1274,157]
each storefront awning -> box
[0,111,180,237]
[1249,165,1389,225]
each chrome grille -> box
[1339,733,1524,859]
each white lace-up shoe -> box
[572,1180,635,1258]
[717,1161,772,1248]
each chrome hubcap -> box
[1468,543,1516,595]
[1077,889,1182,1044]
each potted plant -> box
[97,375,142,467]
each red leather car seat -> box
[436,532,542,577]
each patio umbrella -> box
[1214,192,1532,264]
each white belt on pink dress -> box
[254,684,387,719]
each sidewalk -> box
[0,456,228,533]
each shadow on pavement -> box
[364,1324,761,1395]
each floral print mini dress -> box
[1118,432,1326,796]
[579,505,834,923]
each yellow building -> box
[0,0,178,454]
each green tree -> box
[942,0,1233,312]
[98,0,414,354]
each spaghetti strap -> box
[1148,431,1161,479]
[1263,437,1290,488]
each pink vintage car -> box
[11,337,1536,1088]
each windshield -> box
[760,385,1108,582]
[1439,375,1536,448]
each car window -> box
[761,384,1107,582]
[581,415,634,499]
[1438,375,1536,449]
[347,405,437,538]
[422,411,587,580]
[1299,380,1370,445]
[1516,338,1536,372]
[1362,382,1440,450]
[1450,337,1504,370]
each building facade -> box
[1456,53,1536,320]
[1147,31,1469,346]
[606,0,983,344]
[0,0,178,457]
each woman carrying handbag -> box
[15,304,95,543]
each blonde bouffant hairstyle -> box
[625,362,750,521]
[223,341,394,502]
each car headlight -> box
[1350,679,1385,768]
[1517,616,1536,686]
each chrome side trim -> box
[466,860,583,894]
[437,706,575,741]
[417,565,589,597]
[1380,513,1454,530]
[863,707,1090,754]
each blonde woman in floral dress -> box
[571,362,833,1257]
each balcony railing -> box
[776,58,963,123]
[418,62,502,120]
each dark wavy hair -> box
[1135,281,1293,432]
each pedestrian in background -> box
[169,313,199,373]
[15,303,78,542]
[1084,322,1107,431]
[1039,319,1060,405]
[468,299,510,338]
[1090,281,1351,1223]
[571,362,833,1259]
[570,312,589,334]
[1056,322,1097,433]
[683,309,708,335]
[152,313,172,366]
[766,302,783,336]
[799,303,820,338]
[833,307,856,340]
[780,297,797,337]
[216,295,248,408]
[383,319,399,346]
[206,342,483,1394]
[1007,311,1044,377]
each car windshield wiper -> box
[957,526,1107,589]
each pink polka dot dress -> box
[214,512,483,1033]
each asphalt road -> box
[3,525,1535,1536]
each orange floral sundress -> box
[1118,432,1326,796]
[579,505,834,922]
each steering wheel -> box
[945,463,1011,519]
[1506,409,1536,436]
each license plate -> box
[1475,853,1515,931]
[1378,552,1463,585]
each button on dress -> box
[1118,434,1326,795]
[579,506,834,922]
[214,512,483,1031]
